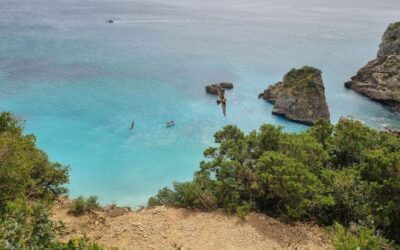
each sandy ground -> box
[52,200,332,250]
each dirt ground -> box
[52,200,332,250]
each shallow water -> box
[0,0,399,206]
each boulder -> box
[345,22,400,111]
[219,82,234,89]
[260,66,330,125]
[205,82,234,95]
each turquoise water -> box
[1,0,400,206]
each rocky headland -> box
[259,66,330,125]
[345,22,400,111]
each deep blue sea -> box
[1,0,399,206]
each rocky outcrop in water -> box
[205,82,233,95]
[260,66,330,125]
[345,22,400,111]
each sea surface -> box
[1,0,399,206]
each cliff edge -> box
[345,22,400,111]
[52,200,331,250]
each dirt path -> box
[52,201,332,250]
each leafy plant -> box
[332,223,394,250]
[149,118,400,246]
[68,196,100,216]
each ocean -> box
[0,0,399,206]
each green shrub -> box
[69,196,100,216]
[149,118,400,246]
[85,196,100,210]
[0,112,71,249]
[59,236,107,250]
[0,112,107,249]
[332,223,394,250]
[0,199,63,249]
[0,112,68,210]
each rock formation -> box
[260,66,330,125]
[345,22,400,111]
[205,82,233,95]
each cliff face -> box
[345,22,400,111]
[260,66,330,125]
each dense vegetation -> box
[0,112,105,249]
[1,110,399,249]
[283,66,322,87]
[149,118,400,248]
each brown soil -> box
[52,200,332,250]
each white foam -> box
[114,19,197,24]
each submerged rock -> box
[205,82,234,95]
[260,66,330,125]
[345,21,400,111]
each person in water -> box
[129,121,135,130]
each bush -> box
[332,223,394,250]
[0,112,107,249]
[86,196,100,210]
[149,118,400,246]
[55,236,110,250]
[0,112,71,249]
[0,112,68,210]
[0,199,61,249]
[69,196,100,216]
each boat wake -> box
[114,19,199,24]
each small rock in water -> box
[205,82,234,95]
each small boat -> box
[166,121,175,127]
[107,20,114,23]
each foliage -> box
[0,199,63,249]
[283,66,322,87]
[0,112,108,249]
[149,118,400,246]
[332,223,394,250]
[68,196,100,216]
[54,236,114,250]
[0,112,69,211]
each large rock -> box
[378,22,400,57]
[345,22,400,111]
[205,82,234,95]
[260,66,330,125]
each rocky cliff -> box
[345,22,400,111]
[260,66,330,125]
